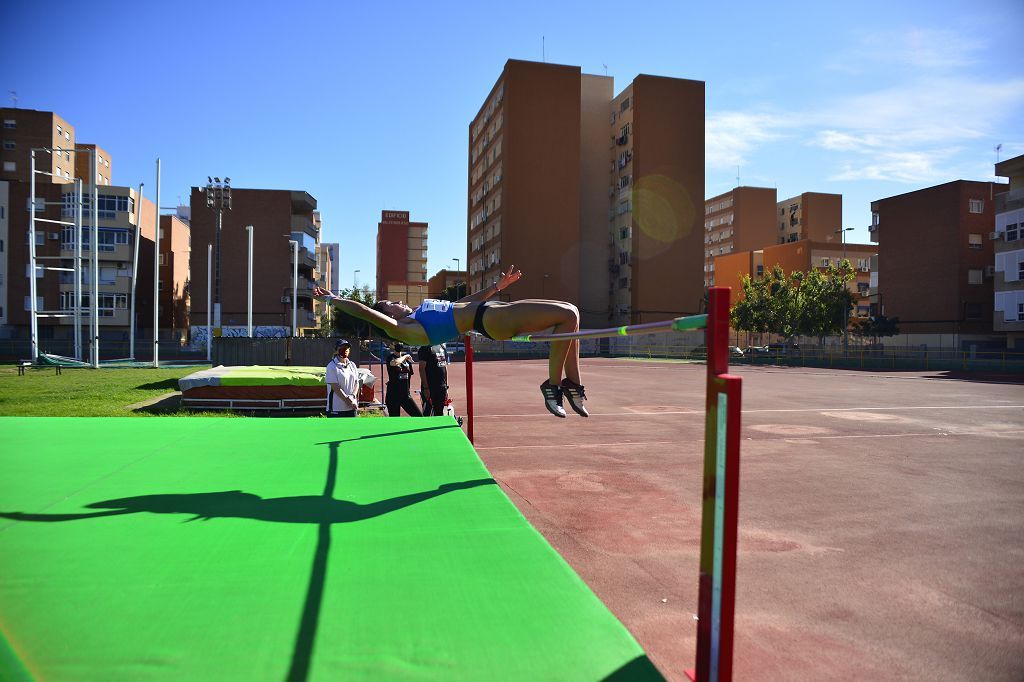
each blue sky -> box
[4,0,1023,292]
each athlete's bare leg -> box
[477,299,581,384]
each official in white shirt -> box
[325,339,359,417]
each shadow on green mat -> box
[602,655,666,680]
[0,479,496,525]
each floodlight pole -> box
[130,182,143,360]
[153,158,161,368]
[289,239,299,337]
[73,178,83,360]
[207,243,212,362]
[28,151,38,362]
[246,224,254,337]
[90,147,99,368]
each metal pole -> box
[129,183,143,359]
[207,243,212,363]
[152,158,160,368]
[214,208,222,329]
[290,240,298,337]
[247,224,253,337]
[73,178,82,360]
[91,148,99,368]
[28,151,38,362]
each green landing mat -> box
[0,417,662,681]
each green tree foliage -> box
[731,260,857,341]
[329,286,378,339]
[438,281,467,301]
[850,315,900,344]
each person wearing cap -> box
[384,342,422,417]
[325,339,359,417]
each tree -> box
[851,315,900,346]
[731,260,856,342]
[439,280,467,301]
[329,286,378,339]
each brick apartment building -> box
[467,60,704,327]
[993,154,1024,348]
[870,180,1004,337]
[376,210,428,306]
[0,108,186,356]
[317,241,339,293]
[703,186,777,287]
[427,268,467,297]
[715,239,877,318]
[776,192,843,244]
[189,187,323,336]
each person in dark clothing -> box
[384,343,423,417]
[418,344,450,416]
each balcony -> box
[290,191,316,213]
[868,223,879,243]
[291,215,317,239]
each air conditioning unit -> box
[48,232,59,240]
[281,295,291,303]
[989,231,1000,240]
[984,265,995,277]
[860,267,870,272]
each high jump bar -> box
[509,312,708,343]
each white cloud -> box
[706,111,789,170]
[826,27,986,73]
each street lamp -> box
[205,176,232,330]
[834,227,855,356]
[289,240,299,337]
[353,269,361,289]
[834,227,854,261]
[452,258,460,272]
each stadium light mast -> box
[205,176,231,333]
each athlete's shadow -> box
[0,480,494,525]
[0,427,489,682]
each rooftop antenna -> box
[995,143,1002,163]
[542,36,545,62]
[603,63,608,76]
[8,91,16,107]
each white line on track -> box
[474,430,1024,450]
[473,404,1024,419]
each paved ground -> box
[427,358,1024,681]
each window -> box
[100,267,116,284]
[64,131,70,141]
[821,258,830,267]
[23,296,44,311]
[1019,261,1024,281]
[3,161,15,172]
[967,269,983,285]
[620,97,630,112]
[2,140,14,150]
[1007,223,1020,242]
[56,125,62,136]
[25,264,43,278]
[66,151,70,161]
[968,233,983,249]
[25,231,44,245]
[1019,302,1024,322]
[965,302,983,320]
[2,120,15,129]
[968,199,984,213]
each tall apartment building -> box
[1,108,76,184]
[317,242,339,293]
[189,187,322,335]
[158,214,191,339]
[703,186,777,287]
[468,60,704,327]
[870,180,1003,336]
[993,153,1024,348]
[776,192,842,244]
[376,210,428,305]
[0,108,181,354]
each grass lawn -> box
[0,365,234,417]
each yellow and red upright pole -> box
[689,286,743,682]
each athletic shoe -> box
[540,380,567,418]
[560,379,590,417]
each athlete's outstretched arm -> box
[313,287,407,340]
[457,265,522,304]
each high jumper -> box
[313,265,588,418]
